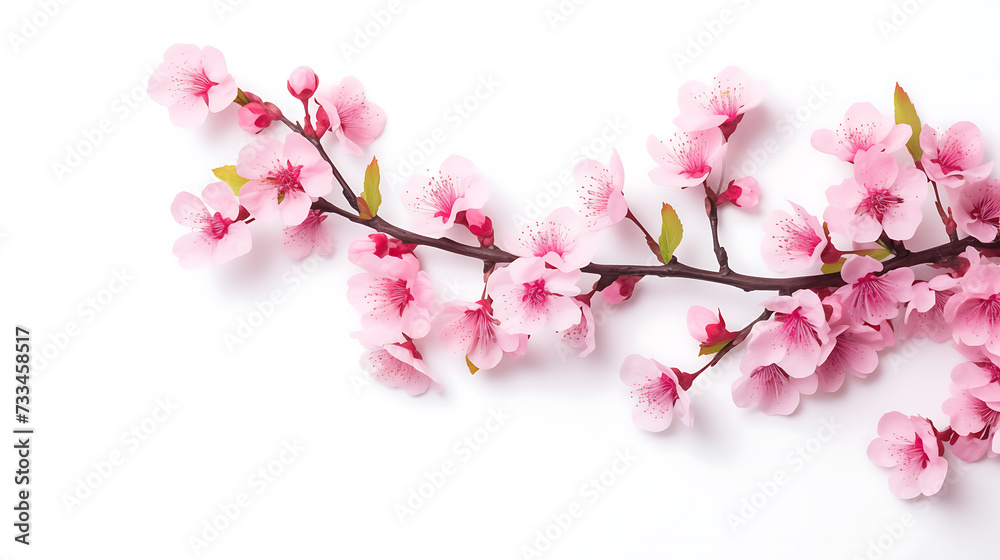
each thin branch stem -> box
[703,183,730,274]
[625,209,661,259]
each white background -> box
[3,0,999,558]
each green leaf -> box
[821,258,847,275]
[465,356,479,375]
[658,203,683,264]
[360,157,381,220]
[857,248,893,261]
[894,83,923,162]
[698,341,729,356]
[212,165,249,195]
[821,248,893,274]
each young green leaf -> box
[212,165,249,195]
[894,83,923,162]
[698,341,730,357]
[658,203,683,264]
[465,356,479,375]
[361,156,381,219]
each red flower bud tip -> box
[238,102,274,134]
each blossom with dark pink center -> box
[437,299,526,371]
[486,257,581,335]
[944,250,1000,354]
[834,255,914,325]
[171,182,251,267]
[824,148,928,243]
[575,149,627,230]
[942,384,1000,461]
[315,77,386,154]
[867,412,949,499]
[360,341,441,396]
[281,209,334,260]
[953,178,1000,242]
[743,290,832,379]
[674,66,763,137]
[810,102,911,163]
[620,355,693,431]
[401,155,490,236]
[237,133,334,226]
[508,207,595,272]
[761,202,829,273]
[899,275,958,343]
[647,129,727,188]
[148,44,237,128]
[920,122,993,190]
[732,362,817,416]
[347,256,433,345]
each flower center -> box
[203,212,232,240]
[858,188,903,222]
[777,218,822,256]
[775,309,819,348]
[637,373,679,412]
[387,279,414,316]
[181,67,218,101]
[901,434,930,470]
[751,364,789,403]
[520,279,549,307]
[267,160,305,196]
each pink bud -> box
[315,105,331,139]
[686,305,737,347]
[457,209,495,247]
[601,276,640,305]
[719,177,760,208]
[238,102,273,134]
[287,66,318,101]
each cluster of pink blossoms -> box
[154,45,1000,499]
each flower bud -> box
[287,66,318,101]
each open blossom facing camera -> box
[867,412,948,499]
[148,44,237,128]
[401,155,490,236]
[237,133,334,226]
[810,102,911,162]
[761,202,829,273]
[171,182,251,267]
[486,257,581,335]
[919,122,993,190]
[315,77,386,154]
[953,178,1000,242]
[673,66,763,137]
[437,299,526,371]
[834,255,914,324]
[647,129,727,188]
[508,207,595,272]
[575,149,627,230]
[824,147,927,243]
[620,355,693,431]
[154,51,1000,498]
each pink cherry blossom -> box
[920,122,993,190]
[315,77,386,155]
[810,102,911,163]
[732,362,817,416]
[953,178,1000,242]
[952,345,1000,399]
[620,355,693,431]
[600,275,640,305]
[401,155,490,236]
[761,202,829,274]
[717,177,760,208]
[575,149,627,230]
[171,182,251,268]
[348,233,417,275]
[557,298,596,358]
[824,148,928,243]
[281,209,334,260]
[647,129,727,188]
[237,133,334,227]
[360,341,441,396]
[814,297,889,392]
[673,66,763,137]
[744,289,832,379]
[867,412,949,499]
[437,299,526,371]
[508,207,595,272]
[942,384,1000,459]
[287,66,318,101]
[899,275,958,343]
[486,257,581,335]
[347,256,433,345]
[148,44,237,128]
[834,255,914,325]
[687,306,736,349]
[944,252,1000,353]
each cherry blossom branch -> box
[624,209,662,259]
[278,115,360,212]
[703,183,731,274]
